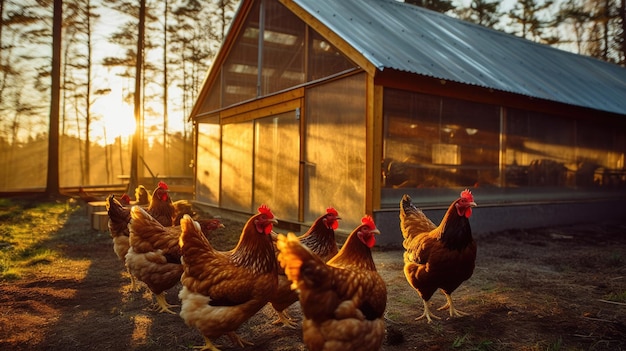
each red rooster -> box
[399,190,477,322]
[178,205,279,350]
[269,207,340,328]
[276,215,387,351]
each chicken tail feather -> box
[107,194,130,225]
[179,214,208,254]
[130,206,164,235]
[276,233,323,290]
[399,194,436,240]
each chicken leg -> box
[194,336,222,351]
[272,310,299,329]
[416,300,441,323]
[438,291,467,317]
[227,332,253,348]
[127,267,138,292]
[154,293,178,314]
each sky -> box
[88,3,188,146]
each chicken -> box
[148,181,197,226]
[126,205,224,314]
[119,193,132,206]
[105,194,136,290]
[269,207,340,328]
[178,205,279,351]
[399,190,477,323]
[276,215,387,351]
[117,185,149,206]
[147,181,176,226]
[134,185,150,205]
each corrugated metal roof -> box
[291,0,626,115]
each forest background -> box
[0,0,624,192]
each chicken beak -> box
[470,201,477,207]
[372,228,381,235]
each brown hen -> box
[276,215,387,351]
[400,190,477,323]
[126,206,223,314]
[178,205,279,351]
[269,207,340,328]
[105,194,136,290]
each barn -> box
[189,0,626,244]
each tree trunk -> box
[129,0,146,193]
[46,0,62,198]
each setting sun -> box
[91,95,136,146]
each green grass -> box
[0,198,77,281]
[605,290,626,303]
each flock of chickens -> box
[103,181,477,351]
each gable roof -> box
[285,0,626,116]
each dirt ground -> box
[1,200,625,351]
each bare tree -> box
[509,0,558,44]
[129,0,145,193]
[45,0,62,197]
[455,0,502,29]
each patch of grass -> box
[0,198,77,281]
[606,251,623,266]
[474,340,494,351]
[21,247,57,266]
[452,333,495,351]
[605,291,626,303]
[547,338,563,351]
[452,333,470,348]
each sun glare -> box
[92,100,136,146]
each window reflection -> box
[382,90,499,189]
[382,89,626,196]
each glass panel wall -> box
[254,111,300,222]
[305,73,366,230]
[505,109,575,187]
[196,120,221,205]
[222,1,261,107]
[382,89,626,207]
[382,90,499,190]
[221,121,254,212]
[208,1,357,113]
[506,109,626,189]
[261,0,306,94]
[308,30,358,81]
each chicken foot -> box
[127,268,138,292]
[437,292,468,318]
[193,336,222,351]
[272,310,299,329]
[154,293,178,314]
[227,331,253,348]
[415,299,440,323]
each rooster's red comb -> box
[361,215,376,230]
[158,181,169,190]
[460,189,474,201]
[258,204,274,219]
[326,207,338,216]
